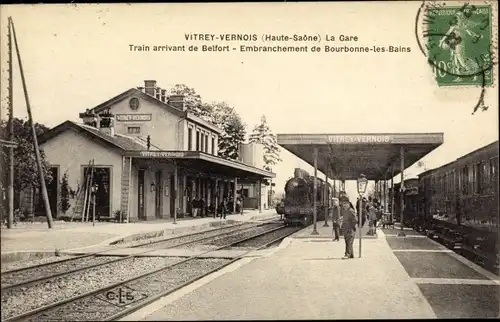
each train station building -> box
[22,80,275,222]
[277,133,444,234]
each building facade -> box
[26,80,275,222]
[237,143,272,210]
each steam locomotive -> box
[283,168,333,226]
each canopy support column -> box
[311,147,319,235]
[391,167,395,224]
[383,175,387,213]
[398,146,406,237]
[258,179,262,213]
[323,171,329,227]
[233,177,238,213]
[173,162,178,224]
[214,179,219,218]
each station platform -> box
[0,209,279,264]
[127,223,500,320]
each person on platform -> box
[219,198,227,219]
[192,197,199,218]
[367,201,377,235]
[340,195,358,259]
[199,198,206,218]
[240,196,245,215]
[331,198,341,241]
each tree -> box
[212,102,246,160]
[168,84,213,122]
[248,115,282,171]
[59,171,71,215]
[0,118,53,198]
[166,85,246,160]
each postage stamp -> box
[419,1,496,87]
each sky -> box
[1,2,498,200]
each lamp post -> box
[357,174,368,258]
[91,184,98,227]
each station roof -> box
[126,150,276,182]
[39,121,274,183]
[277,133,444,180]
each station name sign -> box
[140,151,187,158]
[116,114,152,122]
[327,135,391,144]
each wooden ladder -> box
[70,159,94,222]
[120,156,132,222]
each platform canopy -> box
[277,133,444,181]
[126,150,275,183]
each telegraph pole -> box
[10,17,54,228]
[7,19,14,228]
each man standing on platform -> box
[331,198,341,241]
[340,195,357,259]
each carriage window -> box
[478,162,487,194]
[461,166,468,195]
[471,166,475,194]
[475,162,482,194]
[444,173,448,196]
[490,157,497,188]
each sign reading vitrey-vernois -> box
[116,114,152,122]
[327,135,391,144]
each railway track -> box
[0,220,278,292]
[2,223,296,321]
[0,221,246,276]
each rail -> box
[1,220,275,291]
[3,223,291,322]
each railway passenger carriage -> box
[418,141,499,228]
[392,141,499,272]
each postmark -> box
[415,1,497,87]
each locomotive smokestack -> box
[294,168,307,179]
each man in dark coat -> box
[331,198,341,241]
[340,195,358,259]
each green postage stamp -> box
[424,3,494,87]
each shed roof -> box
[38,121,147,152]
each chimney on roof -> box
[167,94,186,111]
[80,109,98,128]
[99,110,116,137]
[137,86,144,92]
[144,80,156,96]
[155,87,162,100]
[161,89,167,102]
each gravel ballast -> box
[207,224,284,247]
[134,223,258,249]
[1,256,184,321]
[1,256,122,288]
[232,227,299,248]
[28,258,231,321]
[1,256,76,273]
